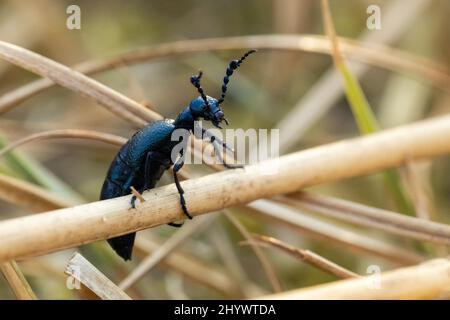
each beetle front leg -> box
[207,132,243,169]
[199,128,235,154]
[196,127,243,169]
[210,137,243,169]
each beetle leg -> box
[130,187,144,209]
[130,186,145,209]
[212,139,243,169]
[141,151,186,227]
[173,157,193,220]
[209,134,243,169]
[128,152,155,209]
[168,222,184,227]
[197,127,243,169]
[130,195,137,209]
[199,128,235,153]
[130,194,140,209]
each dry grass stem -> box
[225,212,283,293]
[248,200,423,265]
[65,252,131,300]
[1,152,410,268]
[401,161,432,220]
[0,173,240,296]
[0,174,72,212]
[134,237,242,296]
[0,114,449,262]
[321,0,343,67]
[1,168,418,267]
[0,261,37,300]
[119,215,216,290]
[0,34,447,116]
[0,129,127,157]
[247,234,359,279]
[279,192,450,245]
[0,40,156,126]
[208,225,266,297]
[0,139,417,264]
[258,258,450,300]
[0,40,229,179]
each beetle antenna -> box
[218,49,257,105]
[190,70,210,109]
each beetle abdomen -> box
[100,143,141,261]
[100,148,136,200]
[100,120,178,261]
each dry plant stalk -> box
[0,40,155,126]
[0,172,242,296]
[0,174,72,211]
[401,161,433,220]
[321,0,344,69]
[0,129,127,157]
[279,192,450,245]
[225,212,283,293]
[0,114,449,263]
[0,38,442,247]
[248,234,359,279]
[0,261,37,300]
[0,137,274,293]
[0,167,248,296]
[0,142,421,265]
[134,237,242,297]
[123,210,277,296]
[248,200,423,265]
[0,34,447,117]
[119,215,216,290]
[0,158,411,286]
[65,252,131,300]
[0,39,229,175]
[258,258,450,300]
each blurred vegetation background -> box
[0,0,449,299]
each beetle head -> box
[189,95,226,128]
[188,50,256,129]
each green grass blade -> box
[337,65,413,215]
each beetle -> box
[100,49,256,261]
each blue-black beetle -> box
[100,50,256,261]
